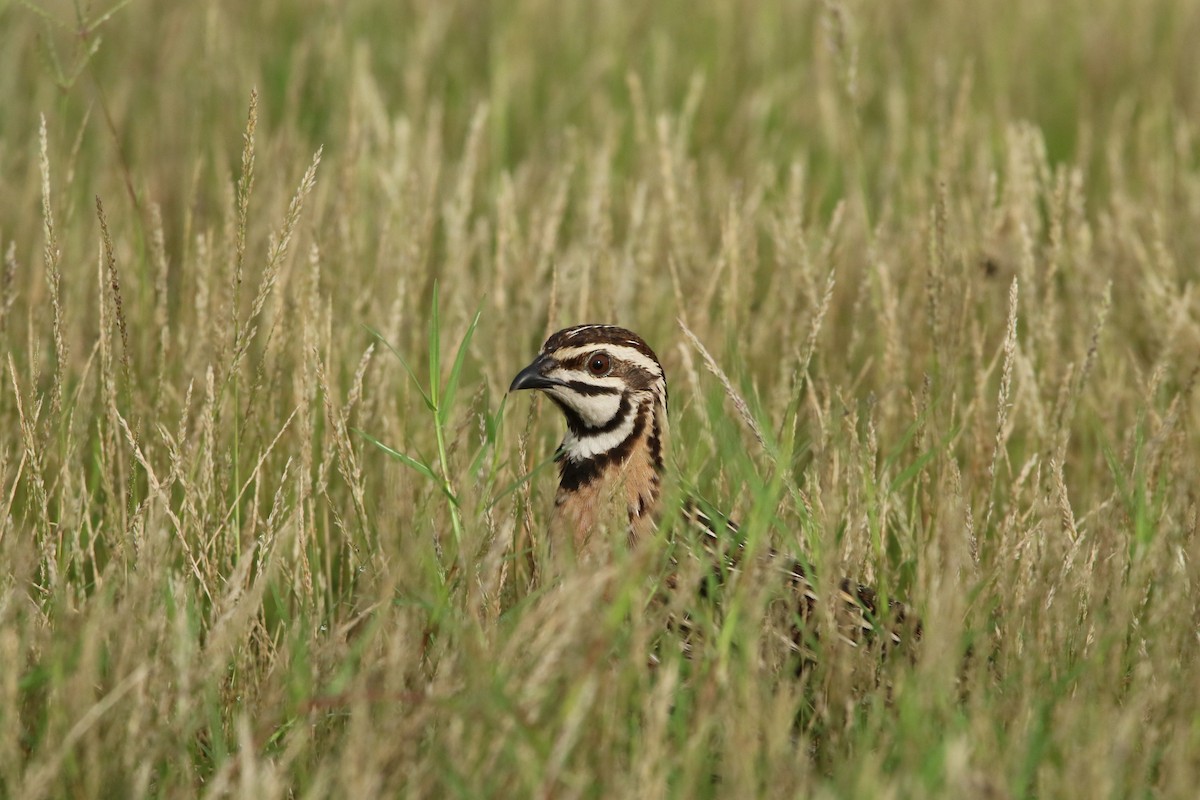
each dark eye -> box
[587,353,611,376]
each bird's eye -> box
[587,353,611,377]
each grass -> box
[1,0,1199,796]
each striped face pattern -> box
[510,324,667,484]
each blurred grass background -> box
[1,0,1199,796]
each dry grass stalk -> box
[679,317,769,454]
[38,115,66,414]
[1,3,1198,796]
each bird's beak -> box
[509,354,561,392]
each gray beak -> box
[509,354,561,392]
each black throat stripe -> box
[555,394,631,438]
[562,380,621,397]
[558,403,648,492]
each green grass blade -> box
[468,393,507,477]
[439,308,481,426]
[428,280,441,409]
[354,427,438,484]
[363,323,434,412]
[485,453,557,511]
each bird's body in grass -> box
[510,324,916,653]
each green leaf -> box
[439,309,481,426]
[428,280,441,409]
[881,414,926,473]
[468,393,507,476]
[889,446,939,493]
[354,428,438,483]
[485,453,557,511]
[363,324,434,412]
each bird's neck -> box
[552,395,667,555]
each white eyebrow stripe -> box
[551,345,663,375]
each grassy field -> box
[2,0,1199,796]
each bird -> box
[509,323,917,658]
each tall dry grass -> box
[0,0,1198,796]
